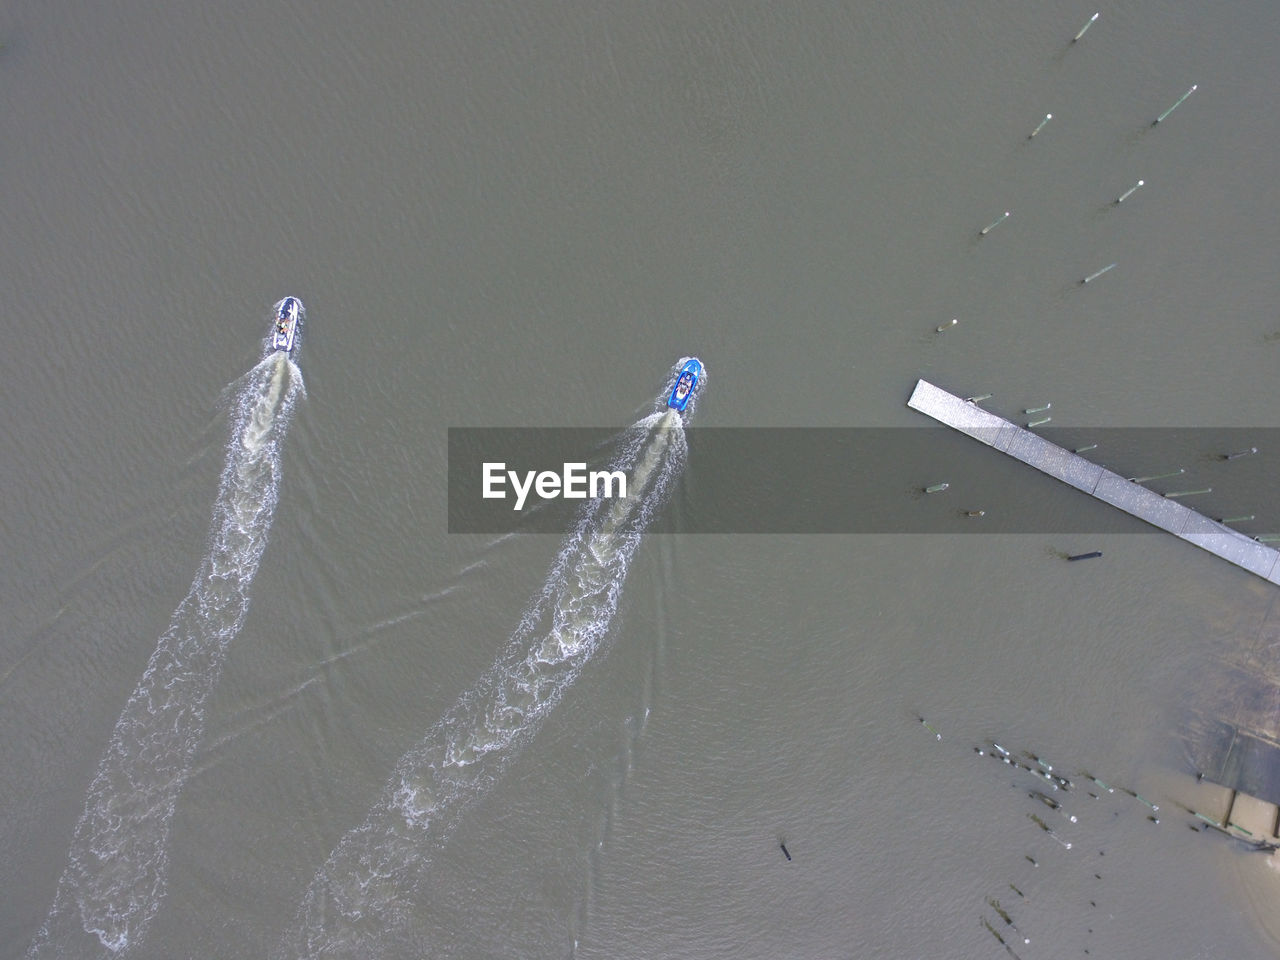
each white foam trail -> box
[279,407,690,959]
[29,352,302,958]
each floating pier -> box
[906,380,1280,586]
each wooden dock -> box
[907,379,1280,586]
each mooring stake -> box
[1073,12,1099,41]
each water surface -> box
[4,1,1280,957]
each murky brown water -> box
[5,1,1280,957]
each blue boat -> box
[272,297,302,353]
[667,358,701,411]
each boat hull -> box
[272,297,301,352]
[667,358,701,411]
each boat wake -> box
[277,369,698,959]
[29,351,302,958]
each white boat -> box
[272,297,301,352]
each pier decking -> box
[907,379,1280,586]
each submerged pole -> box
[1154,85,1197,125]
[981,211,1011,236]
[1073,12,1099,42]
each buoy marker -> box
[1116,179,1145,203]
[1154,85,1197,125]
[981,211,1011,236]
[1073,12,1099,42]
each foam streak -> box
[280,409,688,959]
[29,353,302,958]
